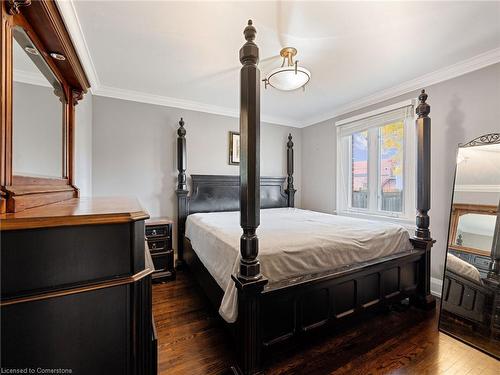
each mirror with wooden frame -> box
[13,26,65,179]
[1,0,90,213]
[439,133,500,359]
[449,204,498,257]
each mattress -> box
[185,207,413,323]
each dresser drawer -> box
[147,238,171,253]
[145,218,175,282]
[473,256,491,270]
[145,225,170,239]
[151,251,173,272]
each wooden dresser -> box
[146,218,175,282]
[0,197,157,375]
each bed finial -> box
[416,89,430,118]
[240,19,259,65]
[244,19,256,41]
[177,117,186,137]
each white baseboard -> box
[431,277,443,298]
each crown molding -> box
[13,69,51,87]
[94,85,302,127]
[455,184,500,193]
[301,47,500,128]
[55,0,100,90]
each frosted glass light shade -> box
[266,66,311,91]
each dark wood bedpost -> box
[410,90,436,309]
[230,20,268,375]
[285,134,296,207]
[176,118,188,269]
[487,200,500,283]
[485,200,500,339]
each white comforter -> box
[185,208,412,323]
[446,253,482,283]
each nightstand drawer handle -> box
[151,229,157,236]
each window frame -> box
[336,100,416,224]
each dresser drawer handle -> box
[151,229,157,236]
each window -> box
[351,131,368,209]
[337,101,415,221]
[379,122,404,212]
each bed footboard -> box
[185,236,428,370]
[441,270,493,326]
[259,249,425,349]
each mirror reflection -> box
[440,137,500,359]
[12,27,64,179]
[454,213,496,252]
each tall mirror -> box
[439,133,500,359]
[12,27,64,178]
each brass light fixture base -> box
[280,47,297,58]
[280,47,298,67]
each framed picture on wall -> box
[229,131,240,165]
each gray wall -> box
[301,63,500,282]
[11,81,93,196]
[75,93,93,196]
[13,81,63,178]
[92,95,302,219]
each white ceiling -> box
[59,1,500,127]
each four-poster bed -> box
[175,21,435,375]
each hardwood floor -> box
[153,271,499,375]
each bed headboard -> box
[188,175,288,214]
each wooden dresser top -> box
[146,217,173,226]
[0,197,149,231]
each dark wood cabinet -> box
[0,198,157,375]
[146,218,175,282]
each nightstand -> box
[145,218,175,282]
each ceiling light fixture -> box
[263,47,311,91]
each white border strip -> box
[455,184,500,193]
